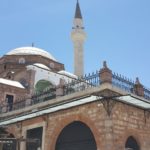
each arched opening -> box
[19,57,26,64]
[33,80,56,102]
[35,80,54,93]
[0,131,16,150]
[125,136,140,150]
[55,121,97,150]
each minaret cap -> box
[75,0,82,19]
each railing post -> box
[133,77,144,97]
[56,78,65,97]
[99,61,112,84]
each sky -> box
[0,0,150,87]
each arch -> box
[0,131,16,150]
[122,130,141,150]
[125,136,140,150]
[19,57,26,64]
[35,79,54,93]
[55,121,97,150]
[6,72,14,80]
[49,114,101,150]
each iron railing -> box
[144,87,150,100]
[0,71,150,115]
[0,89,56,114]
[0,72,100,114]
[112,73,135,93]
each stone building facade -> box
[0,1,150,150]
[0,60,150,150]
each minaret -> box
[71,0,86,77]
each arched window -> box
[125,136,140,150]
[35,80,54,93]
[55,121,97,150]
[34,80,56,102]
[6,72,14,80]
[49,62,54,69]
[19,57,25,64]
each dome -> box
[58,70,77,79]
[33,63,50,70]
[6,47,56,61]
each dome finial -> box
[135,77,140,84]
[103,61,107,68]
[32,42,34,47]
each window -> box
[5,94,14,111]
[26,127,43,150]
[6,71,15,80]
[125,136,140,150]
[49,62,54,69]
[19,58,25,64]
[4,64,7,70]
[20,78,28,88]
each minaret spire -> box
[71,0,86,77]
[75,0,82,19]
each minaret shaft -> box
[71,1,86,77]
[74,41,84,76]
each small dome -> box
[33,63,50,70]
[6,47,56,61]
[58,70,77,79]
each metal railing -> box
[0,89,56,114]
[0,70,150,115]
[112,73,135,93]
[0,72,100,114]
[144,87,150,100]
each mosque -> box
[0,1,150,150]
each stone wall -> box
[0,84,27,113]
[0,84,26,103]
[7,99,150,150]
[0,55,64,72]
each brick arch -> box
[122,129,141,149]
[2,127,16,139]
[7,127,18,138]
[49,114,102,150]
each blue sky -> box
[0,0,150,87]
